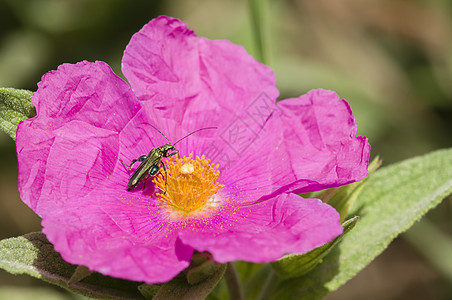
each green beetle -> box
[121,124,216,193]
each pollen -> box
[152,154,224,213]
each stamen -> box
[153,154,224,213]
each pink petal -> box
[122,16,278,133]
[17,61,140,211]
[210,89,370,203]
[30,60,140,132]
[178,193,342,263]
[271,89,371,193]
[41,196,192,283]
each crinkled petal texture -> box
[16,16,370,284]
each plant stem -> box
[225,263,243,300]
[256,268,278,300]
[249,0,269,65]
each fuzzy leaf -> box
[0,232,145,299]
[267,148,452,300]
[0,88,36,140]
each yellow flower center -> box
[152,154,224,213]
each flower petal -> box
[29,60,140,132]
[17,61,140,211]
[178,193,342,263]
[122,16,278,134]
[211,89,370,203]
[41,195,193,283]
[272,89,371,193]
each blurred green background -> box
[0,0,451,299]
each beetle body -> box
[122,144,176,192]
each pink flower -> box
[16,16,370,284]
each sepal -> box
[184,252,222,285]
[320,156,382,221]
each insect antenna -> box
[173,127,217,146]
[139,122,171,143]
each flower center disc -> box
[153,154,224,213]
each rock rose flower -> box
[16,16,370,283]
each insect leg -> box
[166,150,179,159]
[121,155,147,171]
[127,159,140,171]
[161,161,169,194]
[120,159,129,170]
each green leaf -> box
[153,264,226,300]
[271,216,358,279]
[267,148,452,300]
[0,232,145,299]
[0,87,36,140]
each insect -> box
[120,123,216,193]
